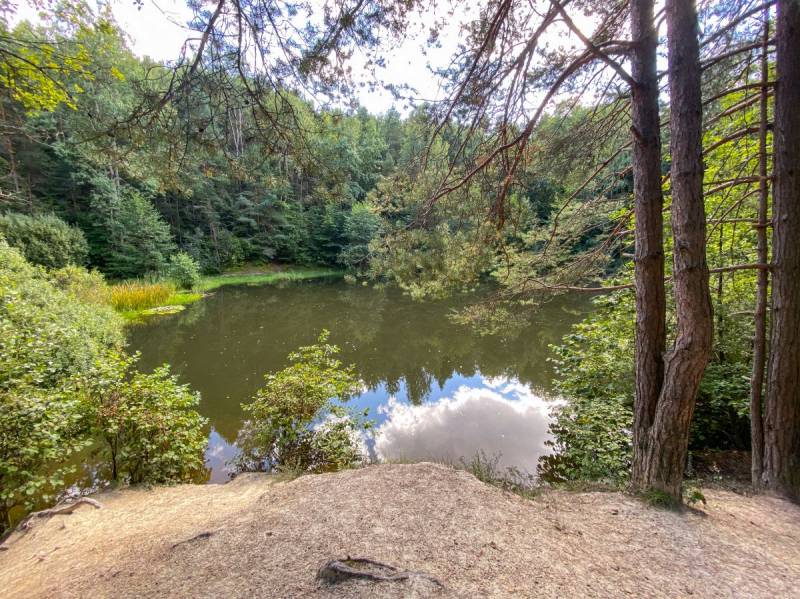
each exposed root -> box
[317,556,445,588]
[0,498,103,550]
[171,531,214,549]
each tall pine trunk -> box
[638,0,713,501]
[750,11,771,488]
[630,0,667,488]
[763,0,800,499]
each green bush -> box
[236,331,368,474]
[0,241,123,390]
[83,352,208,485]
[541,286,755,485]
[167,252,201,290]
[0,212,88,268]
[538,292,635,484]
[0,243,207,531]
[47,265,112,306]
[0,385,89,530]
[0,241,122,530]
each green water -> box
[127,279,592,481]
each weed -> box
[110,281,175,312]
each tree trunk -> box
[638,0,713,501]
[750,11,771,489]
[630,0,667,488]
[763,0,800,500]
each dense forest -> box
[1,0,799,536]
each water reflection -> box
[372,377,556,473]
[127,279,591,479]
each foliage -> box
[0,240,123,391]
[0,212,88,268]
[0,384,88,530]
[88,188,175,280]
[82,352,208,485]
[0,17,94,112]
[0,241,122,530]
[109,280,174,312]
[47,264,112,306]
[166,252,201,290]
[237,331,368,474]
[538,292,634,484]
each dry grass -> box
[110,281,175,312]
[1,463,799,598]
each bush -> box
[0,241,123,390]
[538,292,635,484]
[166,252,201,290]
[83,352,208,485]
[47,265,112,306]
[0,212,88,268]
[0,385,89,530]
[0,241,122,530]
[109,280,174,312]
[541,287,756,485]
[236,331,368,474]
[0,244,207,531]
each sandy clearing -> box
[1,463,799,598]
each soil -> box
[1,463,798,598]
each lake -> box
[128,279,591,482]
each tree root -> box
[171,531,214,549]
[0,497,103,550]
[317,557,445,589]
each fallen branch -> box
[317,557,445,588]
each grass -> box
[112,266,342,322]
[110,281,174,312]
[198,267,343,292]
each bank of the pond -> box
[2,463,798,598]
[118,266,343,321]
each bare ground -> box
[1,463,799,598]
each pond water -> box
[127,279,592,482]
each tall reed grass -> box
[110,280,175,312]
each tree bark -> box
[638,0,713,501]
[629,0,667,488]
[750,10,771,489]
[763,0,800,500]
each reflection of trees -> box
[128,280,592,442]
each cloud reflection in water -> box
[373,377,558,474]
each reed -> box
[110,280,175,312]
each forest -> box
[0,0,799,547]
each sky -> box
[9,0,607,115]
[11,0,478,114]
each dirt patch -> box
[1,463,799,598]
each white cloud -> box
[374,383,557,475]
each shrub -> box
[0,385,89,530]
[166,252,201,290]
[0,241,123,390]
[538,292,635,484]
[47,265,112,306]
[110,280,174,312]
[236,331,368,474]
[83,352,208,485]
[0,212,89,268]
[0,242,122,531]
